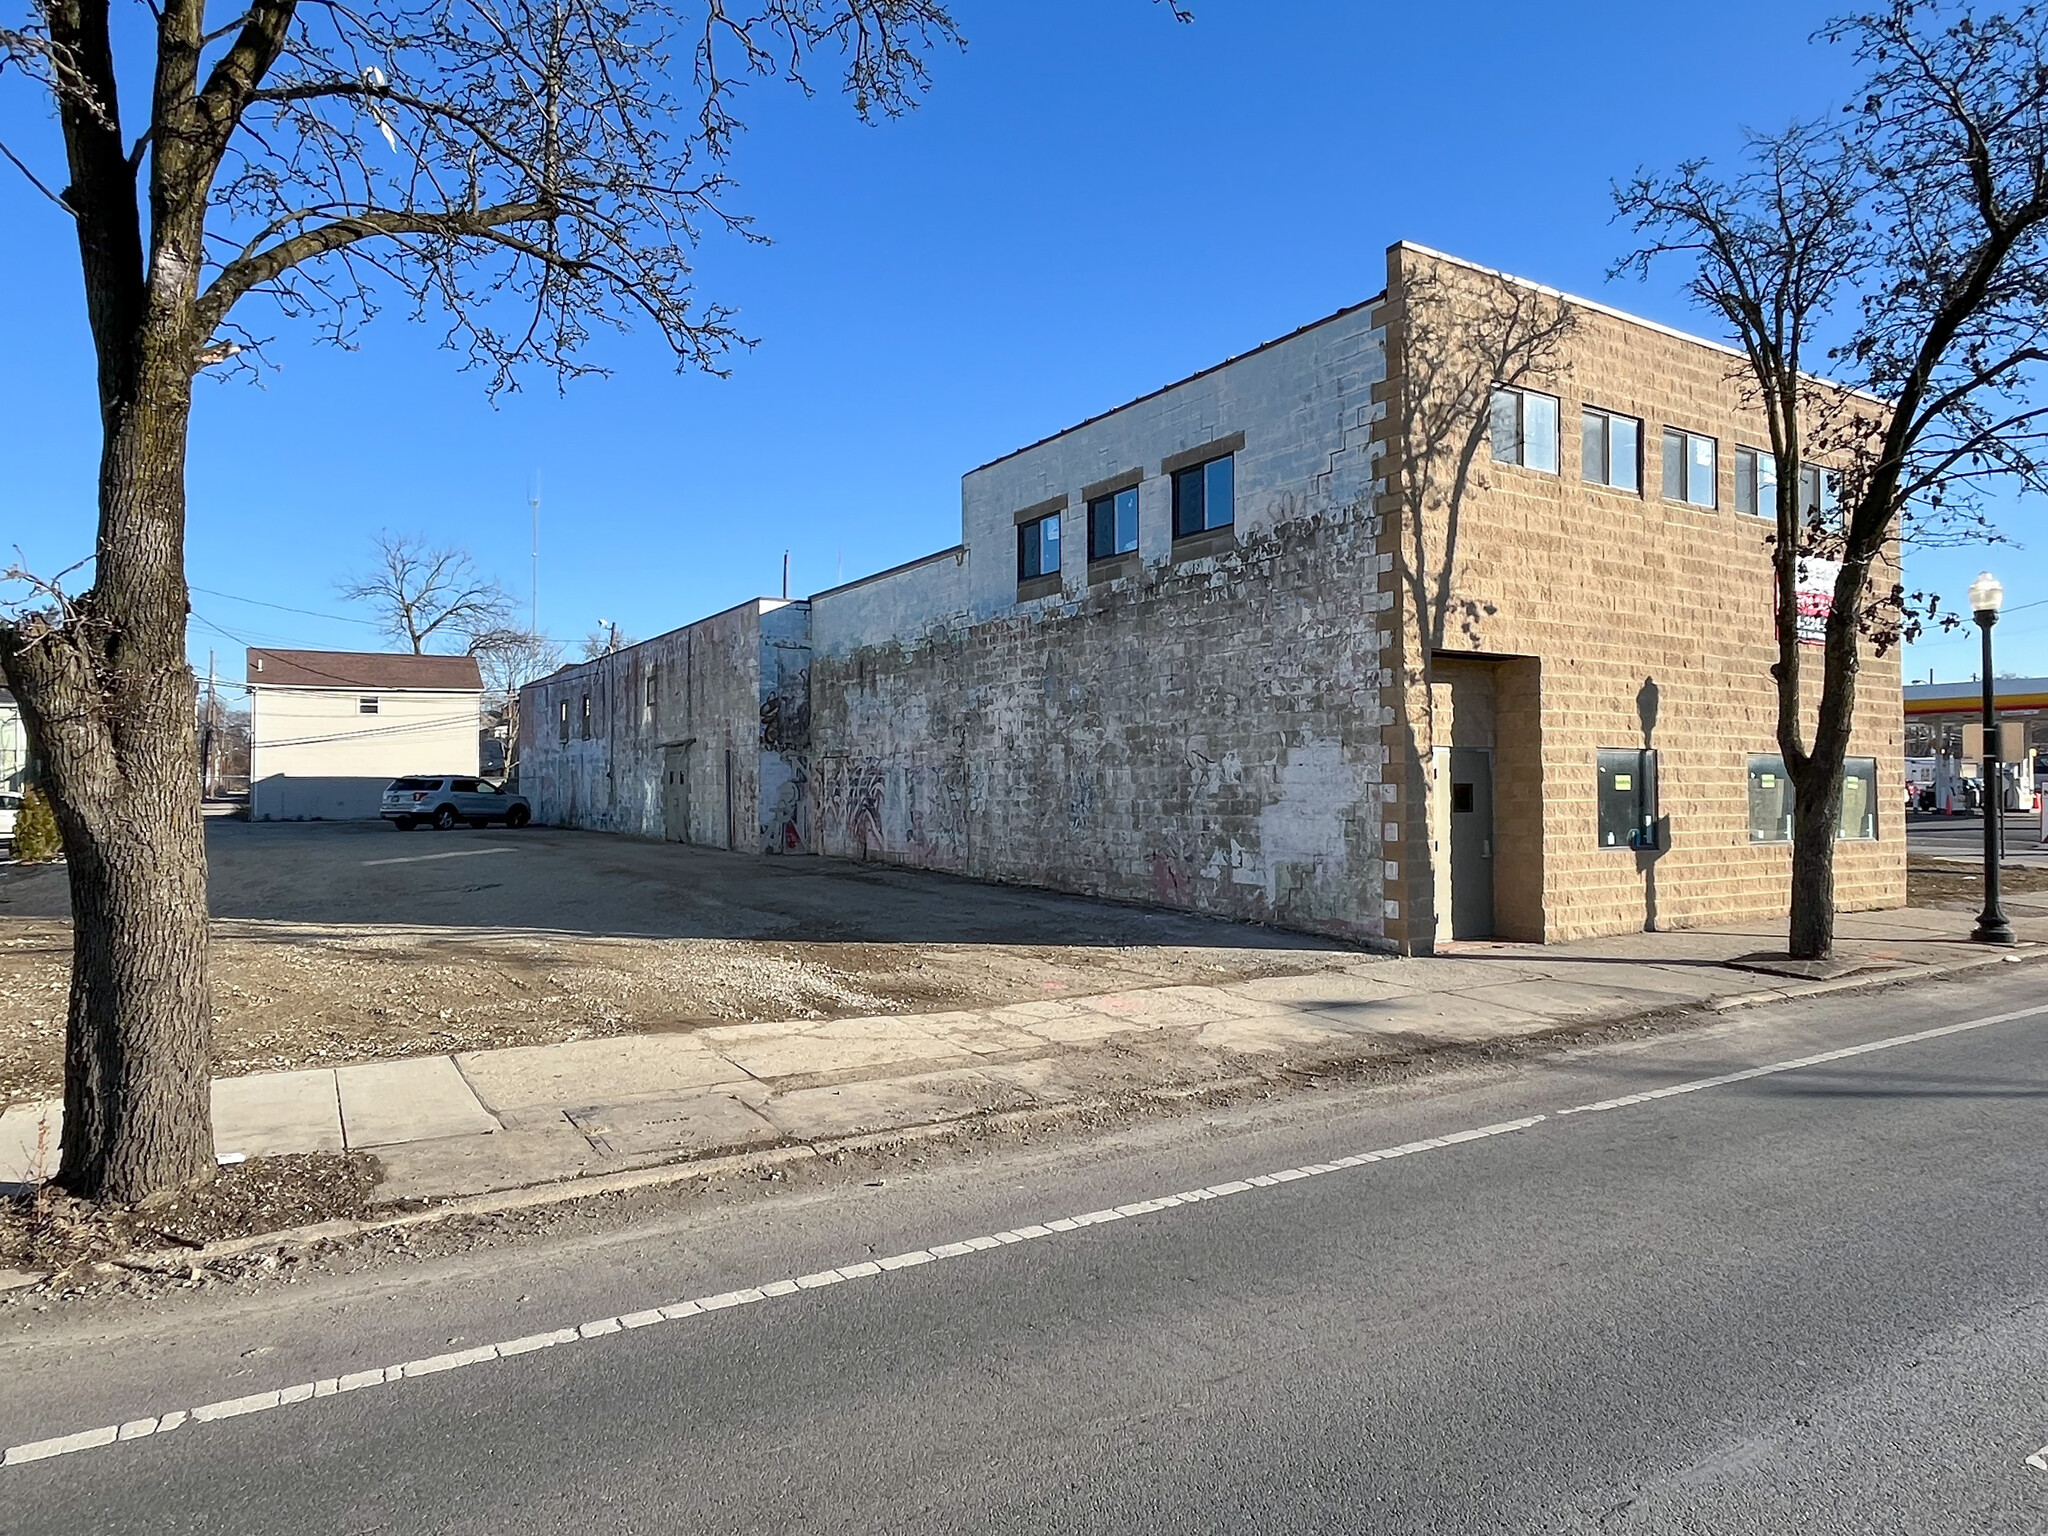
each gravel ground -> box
[0,821,1357,1107]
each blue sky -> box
[1,0,2038,688]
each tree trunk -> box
[1,358,216,1203]
[1786,785,1839,961]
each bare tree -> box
[341,532,514,654]
[468,624,561,776]
[470,625,563,704]
[1616,1,2048,959]
[580,624,632,659]
[0,0,966,1201]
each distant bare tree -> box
[470,626,563,705]
[341,532,513,654]
[468,625,561,776]
[1617,1,2048,959]
[580,625,633,660]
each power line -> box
[190,585,381,627]
[253,713,483,750]
[191,610,443,692]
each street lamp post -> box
[1969,571,2015,945]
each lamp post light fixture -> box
[1968,570,2015,945]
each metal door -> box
[1449,747,1495,939]
[662,745,690,842]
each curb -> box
[2,1074,1278,1291]
[1707,943,2037,1012]
[7,942,2041,1293]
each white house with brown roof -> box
[246,649,484,821]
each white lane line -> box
[1556,1002,2048,1118]
[0,1113,1548,1470]
[361,847,515,868]
[10,995,2042,1472]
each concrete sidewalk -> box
[3,905,2039,1203]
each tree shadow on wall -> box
[1395,259,1579,662]
[1390,257,1578,945]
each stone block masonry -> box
[809,504,1390,942]
[518,240,1904,953]
[805,280,1394,942]
[521,598,813,852]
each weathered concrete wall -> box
[809,301,1393,942]
[956,301,1385,625]
[810,509,1390,940]
[758,601,813,853]
[812,547,970,657]
[520,599,811,850]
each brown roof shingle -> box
[245,649,483,691]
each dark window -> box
[1597,749,1659,849]
[1490,386,1560,473]
[1840,757,1878,840]
[1736,449,1831,521]
[1172,453,1235,538]
[1017,511,1061,582]
[451,778,480,793]
[1747,755,1794,843]
[1662,428,1717,508]
[358,696,380,715]
[1088,486,1141,560]
[580,694,592,740]
[558,699,569,743]
[1451,782,1475,814]
[1581,407,1640,492]
[1800,463,1831,523]
[1734,446,1777,516]
[388,777,436,792]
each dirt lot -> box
[0,821,1359,1106]
[1905,860,2048,909]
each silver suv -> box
[381,776,532,832]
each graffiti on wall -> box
[812,753,887,855]
[760,664,812,753]
[759,750,811,853]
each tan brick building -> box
[524,242,1904,952]
[1373,246,1902,946]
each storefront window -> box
[1839,757,1878,840]
[1747,755,1879,842]
[1747,755,1794,843]
[1597,749,1659,849]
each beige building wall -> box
[249,686,482,820]
[1372,244,1905,948]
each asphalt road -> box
[1908,809,2048,866]
[6,966,2048,1533]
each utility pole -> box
[199,651,217,799]
[783,550,790,601]
[529,472,541,636]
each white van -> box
[0,790,19,850]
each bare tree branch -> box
[339,531,514,653]
[1615,0,2048,958]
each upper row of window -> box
[1492,386,1832,518]
[1019,451,1236,584]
